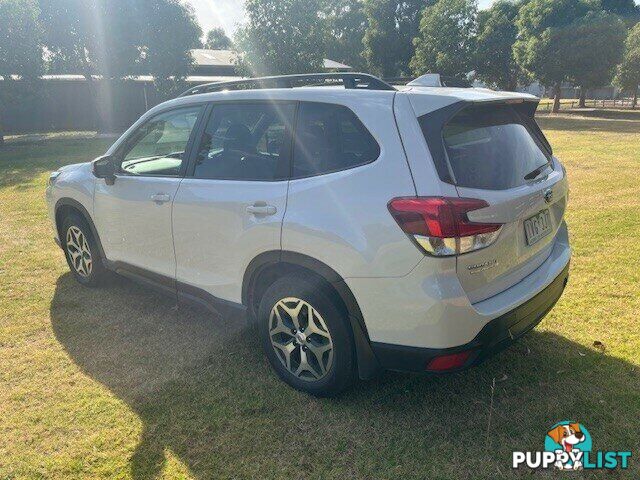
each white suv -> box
[46,73,571,396]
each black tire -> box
[61,213,107,287]
[258,274,355,396]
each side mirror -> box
[93,155,116,185]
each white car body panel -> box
[93,175,181,278]
[392,93,459,198]
[45,162,96,242]
[172,178,287,303]
[281,91,422,278]
[45,83,571,362]
[347,221,569,348]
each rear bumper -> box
[370,262,569,373]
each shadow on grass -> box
[50,273,639,479]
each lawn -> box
[1,115,639,479]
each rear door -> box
[422,102,568,303]
[172,101,296,304]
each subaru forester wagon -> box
[46,73,570,396]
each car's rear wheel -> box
[258,275,355,396]
[61,213,107,287]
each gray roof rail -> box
[179,72,396,97]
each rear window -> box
[437,104,550,190]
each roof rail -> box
[179,72,396,97]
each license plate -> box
[524,209,552,246]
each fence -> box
[0,75,238,136]
[536,98,637,112]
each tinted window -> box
[292,103,380,178]
[440,104,550,190]
[193,103,295,181]
[120,106,202,176]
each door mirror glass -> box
[93,155,116,184]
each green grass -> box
[1,119,639,479]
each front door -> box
[93,105,204,279]
[172,101,296,304]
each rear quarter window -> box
[292,102,380,178]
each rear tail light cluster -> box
[388,197,502,256]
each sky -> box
[185,0,496,37]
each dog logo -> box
[545,422,591,470]
[513,421,631,470]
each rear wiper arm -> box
[524,163,550,181]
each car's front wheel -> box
[61,213,107,287]
[258,275,355,396]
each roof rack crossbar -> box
[179,72,396,97]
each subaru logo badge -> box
[543,189,553,204]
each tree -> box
[322,0,367,70]
[615,23,640,108]
[39,0,200,128]
[205,27,233,49]
[475,0,527,91]
[363,0,427,78]
[564,12,626,107]
[235,0,326,76]
[142,0,202,99]
[0,0,44,145]
[514,0,594,112]
[600,0,639,22]
[410,0,477,77]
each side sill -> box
[177,281,247,319]
[103,259,246,319]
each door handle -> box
[246,202,277,216]
[150,193,171,204]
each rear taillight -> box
[387,197,502,256]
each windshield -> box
[440,104,550,190]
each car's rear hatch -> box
[414,95,568,303]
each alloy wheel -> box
[269,297,334,381]
[66,226,92,277]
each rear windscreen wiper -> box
[524,163,550,181]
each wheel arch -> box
[242,250,380,379]
[55,197,106,259]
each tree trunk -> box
[633,89,638,110]
[552,83,561,113]
[578,87,586,108]
[82,73,101,132]
[0,102,5,146]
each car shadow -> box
[50,272,640,479]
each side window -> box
[193,103,296,181]
[292,102,380,178]
[119,106,202,176]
